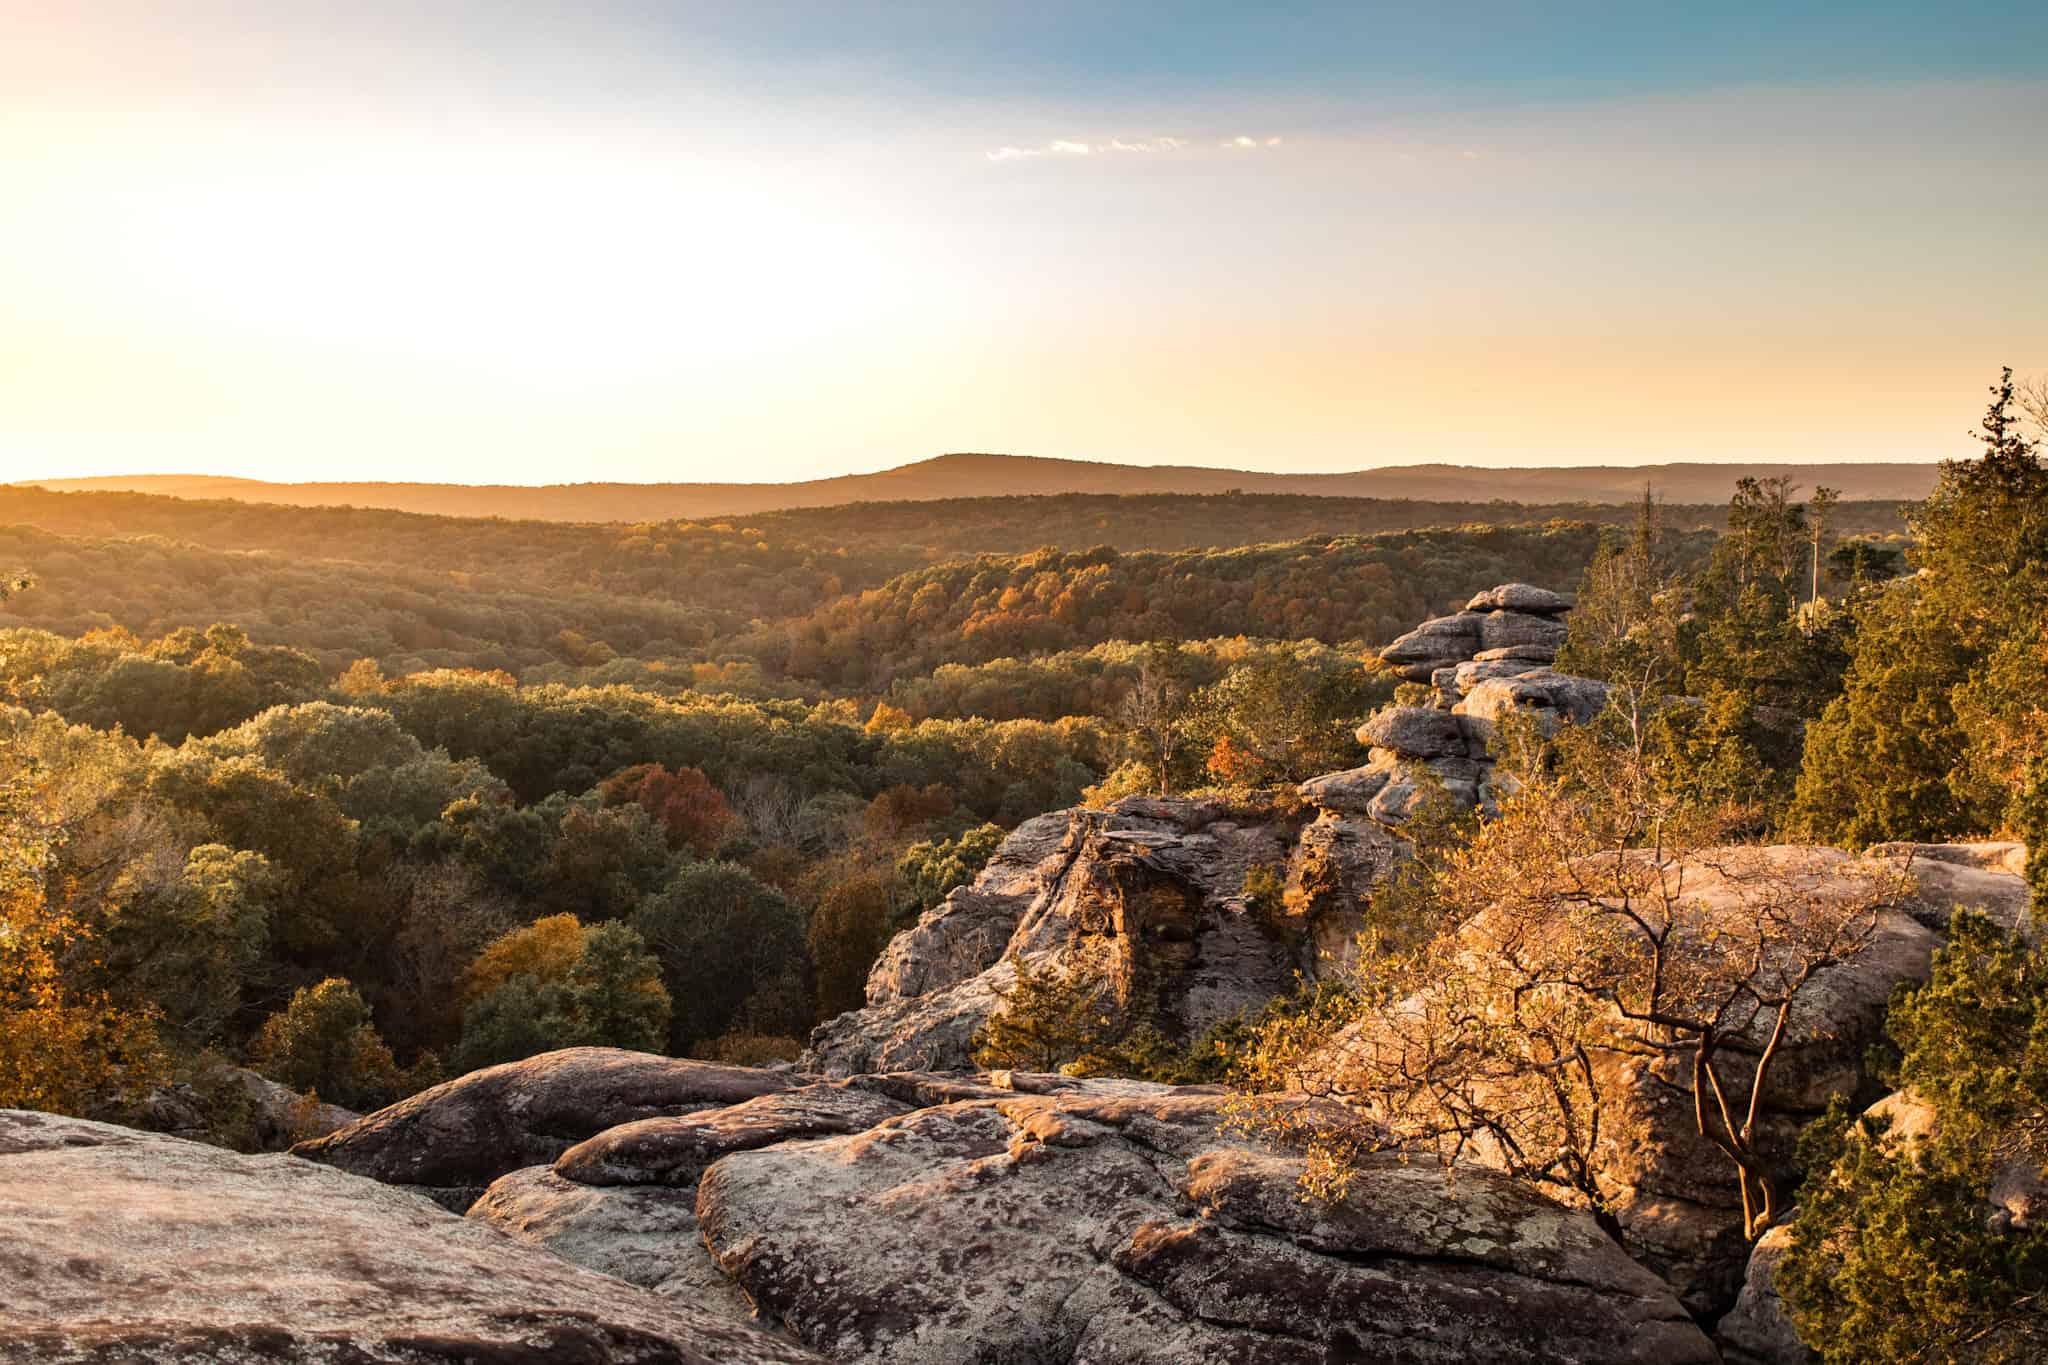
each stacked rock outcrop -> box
[1377,581,1574,687]
[1300,582,1608,825]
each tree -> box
[455,916,670,1069]
[1558,486,1685,695]
[1779,913,2048,1363]
[808,873,894,1019]
[972,957,1113,1072]
[0,753,168,1114]
[1794,368,2047,846]
[1806,485,1840,619]
[1242,710,1902,1240]
[895,822,1005,920]
[88,844,276,1045]
[630,861,810,1053]
[599,763,734,856]
[250,978,405,1111]
[1185,651,1377,785]
[1117,642,1194,795]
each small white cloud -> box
[985,132,1274,163]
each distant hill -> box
[16,453,1940,521]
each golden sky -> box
[3,4,2044,484]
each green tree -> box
[455,916,670,1070]
[1779,913,2048,1362]
[1793,369,2047,845]
[89,844,276,1045]
[895,822,1005,921]
[807,873,894,1020]
[630,861,810,1053]
[250,977,405,1111]
[971,956,1113,1072]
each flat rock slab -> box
[0,1109,819,1365]
[1466,584,1574,614]
[293,1047,793,1207]
[695,1091,1715,1364]
[554,1083,912,1186]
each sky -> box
[2,2,2045,485]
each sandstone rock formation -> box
[294,1047,794,1209]
[109,1063,358,1151]
[0,1107,820,1364]
[1377,582,1574,685]
[1299,582,1608,827]
[808,584,1600,1075]
[804,795,1405,1076]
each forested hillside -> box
[20,451,1941,518]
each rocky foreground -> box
[4,585,2037,1363]
[4,1056,1717,1364]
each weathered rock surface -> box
[804,797,1404,1076]
[467,1166,757,1321]
[0,1108,820,1364]
[294,1047,794,1208]
[1717,1225,1812,1365]
[1342,582,1606,822]
[1357,704,1468,758]
[1479,608,1571,652]
[1455,667,1613,734]
[694,1085,1717,1364]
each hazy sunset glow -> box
[3,2,2044,484]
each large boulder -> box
[1356,704,1467,759]
[694,1085,1717,1364]
[1717,1225,1813,1365]
[1456,668,1612,734]
[0,1109,820,1364]
[1457,846,2015,1313]
[293,1048,793,1209]
[864,809,1075,1004]
[553,1082,911,1186]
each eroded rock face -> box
[0,1109,820,1365]
[294,1047,794,1209]
[804,797,1404,1076]
[693,1085,1717,1365]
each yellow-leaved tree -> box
[0,741,168,1113]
